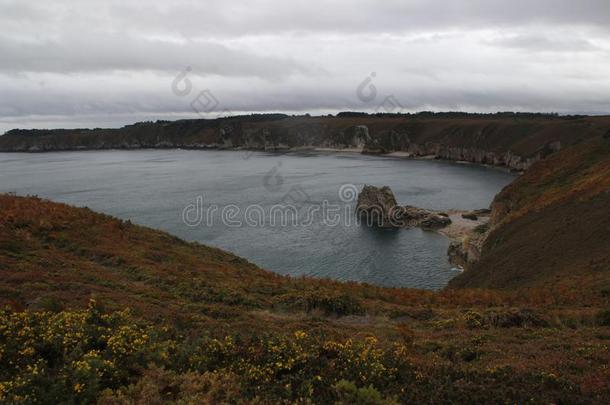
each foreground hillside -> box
[2,113,610,171]
[1,194,609,403]
[450,135,610,290]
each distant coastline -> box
[2,113,609,172]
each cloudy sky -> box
[1,0,610,132]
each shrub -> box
[334,380,397,405]
[484,308,548,328]
[464,310,484,329]
[462,308,548,329]
[0,306,415,403]
[98,366,243,404]
[276,290,365,316]
[473,223,490,234]
[34,296,64,313]
[0,302,173,404]
[596,308,610,326]
[306,292,364,316]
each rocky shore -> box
[355,185,492,268]
[443,210,492,269]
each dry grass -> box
[1,193,610,402]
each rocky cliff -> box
[2,113,609,171]
[449,135,610,289]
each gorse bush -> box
[1,304,587,404]
[0,300,173,404]
[0,300,597,404]
[0,302,412,404]
[98,366,244,404]
[333,380,398,405]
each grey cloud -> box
[486,33,600,52]
[0,34,307,79]
[0,0,609,129]
[2,69,609,120]
[88,0,610,36]
[3,0,610,39]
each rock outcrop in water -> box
[354,185,496,268]
[356,185,451,229]
[356,185,401,227]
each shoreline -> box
[436,210,489,242]
[0,145,523,173]
[307,148,518,173]
[3,146,499,275]
[435,210,491,272]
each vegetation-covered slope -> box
[2,113,610,171]
[1,194,609,403]
[450,136,610,290]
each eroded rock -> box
[356,185,452,229]
[420,214,452,229]
[356,185,401,227]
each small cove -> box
[0,149,515,289]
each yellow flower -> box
[365,336,378,345]
[74,383,85,393]
[18,347,35,357]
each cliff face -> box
[449,135,610,290]
[2,114,609,171]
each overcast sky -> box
[1,0,610,132]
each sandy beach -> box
[437,210,490,242]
